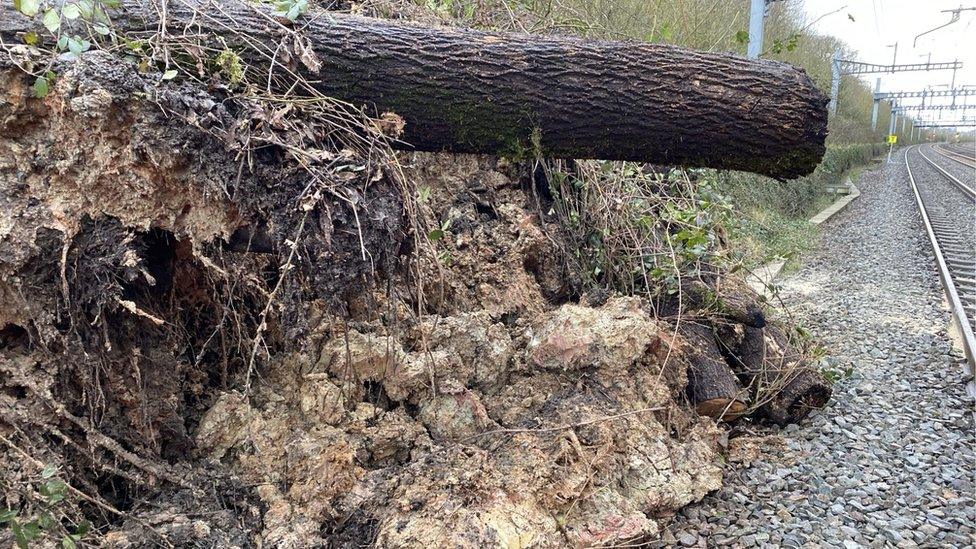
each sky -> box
[801,0,976,125]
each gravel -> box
[925,143,976,186]
[662,148,976,548]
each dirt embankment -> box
[0,38,827,549]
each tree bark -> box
[0,0,828,179]
[717,324,831,425]
[683,324,747,421]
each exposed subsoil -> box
[1,20,829,549]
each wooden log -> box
[717,324,831,425]
[686,278,766,328]
[683,324,747,421]
[0,0,829,179]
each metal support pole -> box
[871,77,882,130]
[901,116,907,133]
[747,0,766,59]
[952,60,958,106]
[829,49,842,115]
[889,109,898,136]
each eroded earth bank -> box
[1,9,832,549]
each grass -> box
[717,143,886,268]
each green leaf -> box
[41,478,68,503]
[32,75,49,98]
[43,9,60,32]
[427,229,444,242]
[21,521,41,540]
[23,31,39,45]
[275,0,307,21]
[62,3,80,19]
[62,537,78,549]
[0,509,17,523]
[92,23,110,35]
[37,512,55,529]
[57,35,69,51]
[101,0,120,7]
[16,0,40,16]
[67,36,82,55]
[11,521,28,549]
[74,519,91,537]
[161,69,177,80]
[76,0,93,18]
[41,463,58,478]
[734,30,749,45]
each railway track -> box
[933,143,976,169]
[904,144,976,372]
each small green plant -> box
[1,463,91,548]
[215,49,245,87]
[770,32,800,54]
[820,360,853,384]
[427,217,453,242]
[274,0,307,21]
[11,0,120,99]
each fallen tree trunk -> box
[717,324,831,425]
[683,324,747,421]
[0,0,828,179]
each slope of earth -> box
[0,49,829,547]
[663,148,976,547]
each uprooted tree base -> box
[0,48,830,548]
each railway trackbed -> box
[905,144,976,372]
[933,143,976,169]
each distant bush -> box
[717,142,885,264]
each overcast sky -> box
[800,0,976,124]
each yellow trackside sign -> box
[887,134,897,144]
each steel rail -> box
[904,145,976,374]
[932,144,976,169]
[917,146,976,198]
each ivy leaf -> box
[32,75,49,98]
[62,3,81,19]
[15,0,40,16]
[42,9,61,32]
[161,69,178,80]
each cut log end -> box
[684,324,747,423]
[696,398,748,421]
[765,370,833,426]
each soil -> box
[0,14,828,548]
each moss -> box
[214,49,245,88]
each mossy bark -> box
[1,0,829,178]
